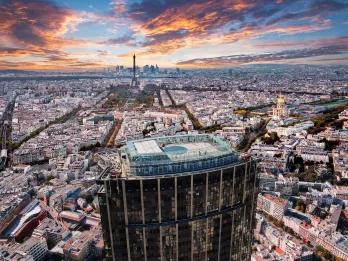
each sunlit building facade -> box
[272,93,289,120]
[97,134,258,261]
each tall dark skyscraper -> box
[97,134,258,261]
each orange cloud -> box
[0,56,106,71]
[1,1,116,71]
[0,0,112,70]
[0,0,82,55]
[2,0,347,70]
[127,0,257,55]
[123,0,338,57]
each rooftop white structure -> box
[117,134,239,177]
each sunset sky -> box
[0,0,348,70]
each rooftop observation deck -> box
[98,134,240,178]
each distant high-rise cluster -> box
[143,64,160,74]
[111,58,160,76]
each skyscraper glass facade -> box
[97,134,258,261]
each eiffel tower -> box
[131,54,139,88]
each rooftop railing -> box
[123,134,236,165]
[127,153,239,176]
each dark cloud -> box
[97,50,111,56]
[176,44,348,67]
[265,0,348,26]
[125,0,196,21]
[144,29,190,43]
[102,35,136,45]
[254,36,348,49]
[114,0,347,54]
[0,0,80,56]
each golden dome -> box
[277,94,285,105]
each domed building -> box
[272,94,288,120]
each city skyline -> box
[0,0,348,70]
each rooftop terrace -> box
[114,134,239,177]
